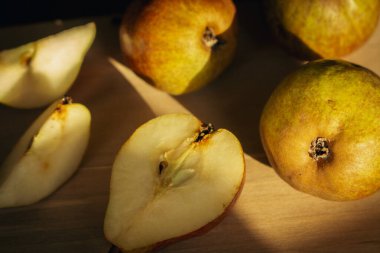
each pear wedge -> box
[0,97,91,208]
[0,22,96,109]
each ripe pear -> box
[265,0,380,60]
[119,0,237,95]
[0,23,96,109]
[260,59,380,201]
[104,113,245,252]
[0,97,91,207]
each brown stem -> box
[202,27,218,48]
[308,137,330,161]
[61,96,73,105]
[195,123,214,142]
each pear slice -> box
[104,113,245,252]
[0,22,96,109]
[0,97,91,208]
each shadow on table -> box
[177,0,302,165]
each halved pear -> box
[0,97,91,208]
[104,113,245,252]
[0,22,96,109]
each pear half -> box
[104,113,245,252]
[0,22,96,109]
[0,97,91,208]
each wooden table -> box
[1,2,380,253]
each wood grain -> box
[0,1,380,253]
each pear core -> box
[158,123,214,188]
[20,44,36,66]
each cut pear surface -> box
[0,22,96,108]
[104,113,245,252]
[0,97,91,208]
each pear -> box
[119,0,237,95]
[104,113,245,252]
[0,97,91,208]
[260,59,380,201]
[266,0,380,60]
[0,22,96,109]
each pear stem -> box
[61,96,73,105]
[195,123,214,142]
[203,27,218,48]
[308,137,330,161]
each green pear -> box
[0,23,96,109]
[0,97,91,208]
[266,0,380,60]
[260,59,380,201]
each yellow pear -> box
[260,59,380,201]
[266,0,380,59]
[119,0,237,95]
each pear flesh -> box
[104,113,245,252]
[0,97,91,208]
[0,22,96,108]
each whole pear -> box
[260,59,380,201]
[119,0,237,95]
[266,0,380,60]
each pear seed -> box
[158,161,168,174]
[170,169,195,187]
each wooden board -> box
[1,2,380,253]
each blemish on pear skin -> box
[53,105,67,120]
[327,99,336,110]
[42,161,49,171]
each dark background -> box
[0,0,133,27]
[0,0,254,28]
